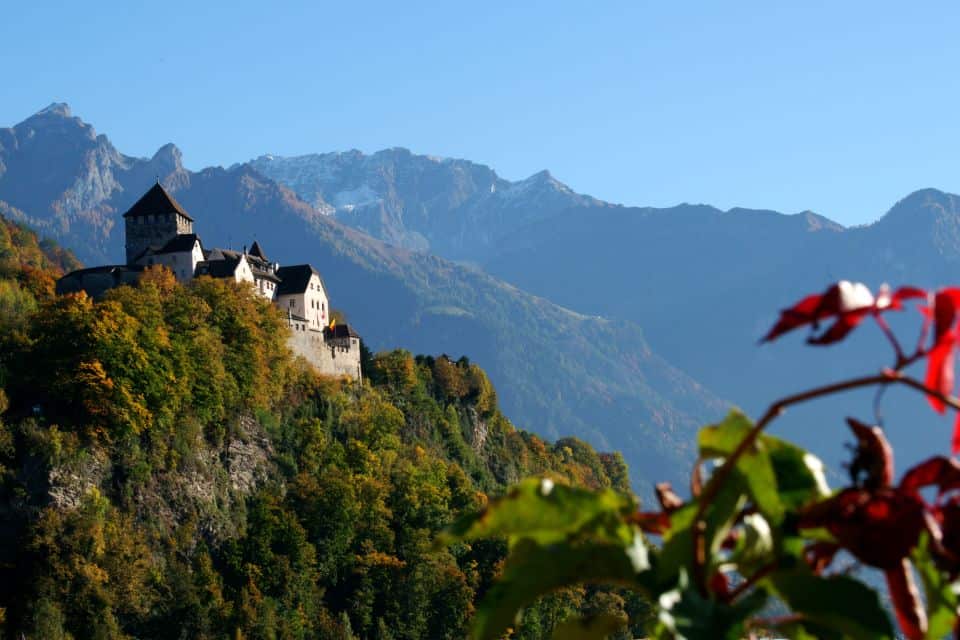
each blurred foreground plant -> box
[442,281,960,639]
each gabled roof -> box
[156,233,201,254]
[194,255,241,279]
[276,264,326,296]
[130,234,201,263]
[248,241,268,261]
[249,264,281,283]
[122,183,194,221]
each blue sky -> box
[2,1,959,225]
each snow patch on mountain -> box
[332,184,382,212]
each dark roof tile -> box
[194,256,241,279]
[248,241,268,261]
[276,264,326,296]
[324,323,361,340]
[155,233,201,254]
[123,183,194,221]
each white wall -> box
[135,240,204,282]
[277,273,329,330]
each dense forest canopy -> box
[0,214,644,639]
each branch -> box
[727,562,778,603]
[691,368,960,594]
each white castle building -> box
[57,183,362,381]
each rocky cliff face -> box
[35,412,273,541]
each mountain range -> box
[7,102,960,489]
[246,140,960,477]
[0,104,726,492]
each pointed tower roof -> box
[122,183,194,221]
[248,240,268,261]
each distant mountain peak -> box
[894,187,953,208]
[150,143,184,171]
[878,188,960,227]
[36,102,72,118]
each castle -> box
[57,183,363,381]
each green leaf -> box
[730,513,774,572]
[656,571,768,640]
[470,533,651,640]
[551,613,627,640]
[699,410,783,523]
[767,437,830,509]
[912,532,960,640]
[438,477,636,548]
[699,410,830,523]
[769,571,895,639]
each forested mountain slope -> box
[0,216,648,639]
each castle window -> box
[289,299,294,308]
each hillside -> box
[0,105,730,491]
[0,217,647,639]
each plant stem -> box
[727,562,778,603]
[874,312,905,364]
[691,369,960,594]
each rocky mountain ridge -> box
[247,148,608,260]
[0,104,727,490]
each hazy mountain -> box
[248,140,960,475]
[247,150,608,261]
[0,104,729,491]
[474,190,960,477]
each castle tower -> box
[122,183,194,264]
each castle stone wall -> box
[287,323,362,382]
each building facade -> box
[57,183,362,382]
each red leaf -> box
[630,511,670,535]
[924,336,955,413]
[954,412,960,456]
[889,286,929,308]
[884,558,927,640]
[655,482,684,513]
[800,488,926,569]
[846,418,894,488]
[709,571,731,598]
[762,281,878,344]
[762,293,824,342]
[900,456,960,496]
[807,308,871,345]
[933,289,960,344]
